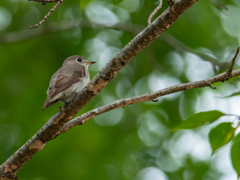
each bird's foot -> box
[60,106,65,111]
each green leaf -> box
[209,122,235,155]
[172,110,225,131]
[112,0,124,5]
[80,0,92,10]
[231,133,240,178]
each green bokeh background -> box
[1,0,240,179]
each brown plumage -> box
[42,55,96,111]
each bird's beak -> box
[87,61,96,65]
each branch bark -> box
[0,0,199,179]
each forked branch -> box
[148,0,163,25]
[0,0,200,179]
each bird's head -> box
[63,55,96,67]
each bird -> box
[41,55,96,111]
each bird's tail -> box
[41,99,49,111]
[41,99,58,111]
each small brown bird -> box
[42,55,96,111]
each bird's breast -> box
[71,76,90,93]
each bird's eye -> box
[77,58,82,62]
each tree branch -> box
[0,0,199,178]
[0,21,226,69]
[60,67,240,134]
[0,21,141,44]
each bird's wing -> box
[42,65,86,111]
[51,69,86,98]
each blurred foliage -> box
[219,90,240,98]
[1,0,240,179]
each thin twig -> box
[227,47,240,74]
[0,21,142,44]
[29,0,63,29]
[148,0,163,25]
